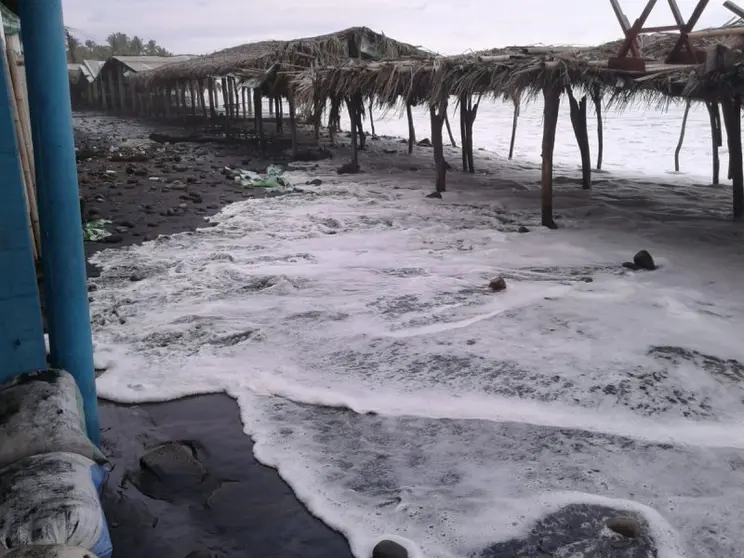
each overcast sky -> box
[61,0,734,55]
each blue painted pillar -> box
[17,0,100,445]
[0,43,46,380]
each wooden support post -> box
[459,93,467,171]
[253,88,265,151]
[197,79,208,124]
[706,101,721,185]
[430,98,448,193]
[221,78,231,134]
[444,110,457,147]
[346,97,360,171]
[591,86,604,170]
[509,92,520,160]
[541,85,561,229]
[246,86,253,116]
[354,93,366,150]
[407,101,416,154]
[674,99,691,172]
[242,87,247,118]
[329,96,340,144]
[164,86,172,119]
[666,0,710,63]
[567,85,592,189]
[232,78,240,121]
[722,95,744,219]
[189,81,197,118]
[368,99,376,136]
[288,89,298,159]
[617,0,659,58]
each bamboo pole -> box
[3,32,40,258]
[567,86,592,189]
[288,89,298,159]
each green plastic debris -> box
[83,219,112,241]
[230,165,293,190]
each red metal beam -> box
[666,0,711,63]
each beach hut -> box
[96,54,191,114]
[127,27,430,154]
[0,0,99,441]
[294,7,744,225]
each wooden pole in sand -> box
[346,96,360,170]
[509,92,520,160]
[591,86,604,171]
[444,110,456,147]
[430,98,448,193]
[706,100,722,184]
[567,85,592,189]
[254,88,265,150]
[721,95,744,219]
[288,88,298,159]
[207,78,215,121]
[197,79,208,125]
[459,93,467,171]
[541,84,561,229]
[406,101,416,154]
[674,99,691,172]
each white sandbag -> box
[0,452,112,558]
[4,545,98,558]
[0,370,106,468]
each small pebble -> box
[489,277,507,292]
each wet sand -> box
[65,113,351,558]
[99,395,352,558]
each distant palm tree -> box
[129,36,144,56]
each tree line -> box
[65,31,173,62]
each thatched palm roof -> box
[128,26,430,95]
[292,30,744,110]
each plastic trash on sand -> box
[230,164,293,190]
[0,370,107,468]
[0,452,112,558]
[82,219,111,242]
[5,545,99,557]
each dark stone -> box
[101,234,123,244]
[607,516,642,539]
[372,540,407,558]
[306,178,323,186]
[129,272,146,282]
[443,159,452,170]
[133,168,148,177]
[633,250,656,270]
[480,504,656,558]
[125,166,135,174]
[518,226,530,233]
[337,162,360,175]
[416,138,432,147]
[489,277,507,292]
[426,191,442,199]
[117,220,135,228]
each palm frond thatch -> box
[292,30,744,113]
[128,26,432,97]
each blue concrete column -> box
[17,0,100,445]
[0,42,46,380]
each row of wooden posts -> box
[86,72,303,155]
[89,69,742,227]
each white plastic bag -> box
[0,370,106,468]
[4,546,99,558]
[0,452,112,558]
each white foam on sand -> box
[89,136,744,558]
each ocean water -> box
[90,100,744,558]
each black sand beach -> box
[65,113,353,558]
